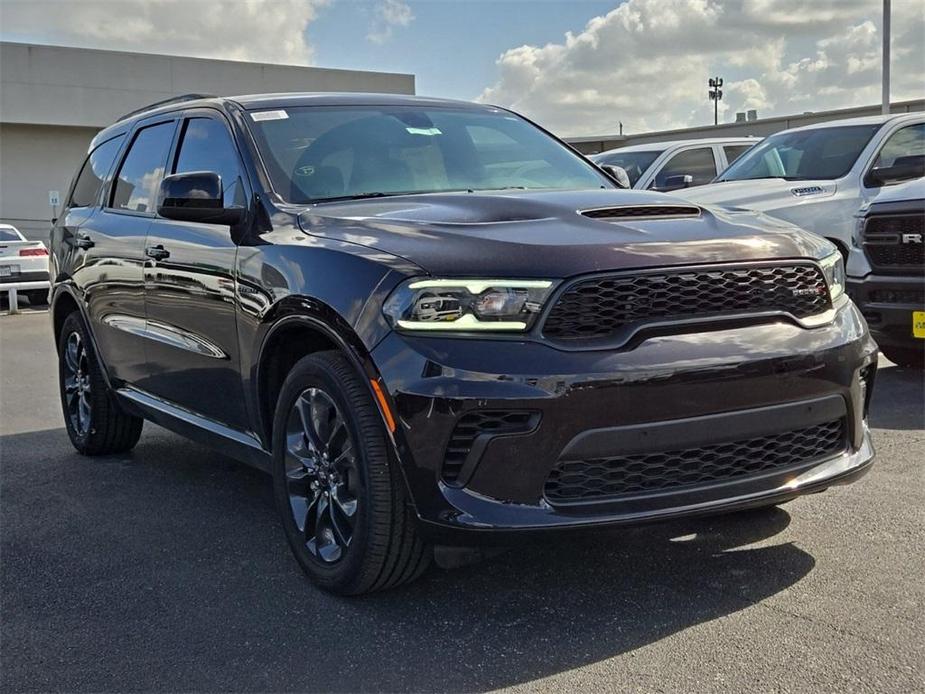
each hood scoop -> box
[581,204,702,221]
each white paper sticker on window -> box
[251,110,289,122]
[406,127,442,136]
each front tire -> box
[58,312,143,455]
[272,351,430,595]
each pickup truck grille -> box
[545,418,846,504]
[541,263,831,342]
[863,214,924,272]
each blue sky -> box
[308,1,618,100]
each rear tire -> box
[58,312,143,455]
[272,351,430,595]
[881,345,924,370]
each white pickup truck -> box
[674,113,925,259]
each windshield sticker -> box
[251,110,289,122]
[405,127,442,136]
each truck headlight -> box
[820,252,845,302]
[383,279,556,332]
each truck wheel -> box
[272,351,430,595]
[881,345,924,370]
[58,312,143,455]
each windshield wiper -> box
[310,191,392,203]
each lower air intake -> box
[545,418,846,504]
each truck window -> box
[872,123,925,169]
[723,144,752,165]
[651,147,716,190]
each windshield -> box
[718,124,881,182]
[0,227,22,242]
[247,105,611,204]
[591,150,663,187]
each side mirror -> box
[157,171,245,226]
[600,164,631,189]
[865,155,925,187]
[661,174,694,191]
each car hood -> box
[297,188,833,277]
[672,178,838,212]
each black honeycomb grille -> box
[542,264,831,341]
[545,418,846,504]
[581,205,701,220]
[442,410,537,485]
[863,215,924,270]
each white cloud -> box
[0,0,329,65]
[367,0,414,45]
[478,0,925,137]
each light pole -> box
[882,0,891,114]
[709,76,723,125]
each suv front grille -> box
[545,418,846,504]
[542,264,830,342]
[863,215,924,271]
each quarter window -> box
[651,147,717,190]
[173,117,245,206]
[111,122,175,213]
[69,135,125,208]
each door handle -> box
[145,244,170,261]
[75,233,94,249]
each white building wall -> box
[0,124,98,239]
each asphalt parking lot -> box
[1,310,923,693]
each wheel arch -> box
[51,285,82,345]
[253,297,396,454]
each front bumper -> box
[372,300,877,542]
[848,275,924,349]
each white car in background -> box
[674,113,925,258]
[590,137,759,191]
[0,223,50,305]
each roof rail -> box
[117,93,216,122]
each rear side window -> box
[651,147,717,189]
[173,117,245,207]
[723,144,752,165]
[69,135,124,208]
[111,122,176,213]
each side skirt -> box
[116,386,272,472]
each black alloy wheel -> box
[57,311,143,455]
[62,330,92,437]
[284,387,360,563]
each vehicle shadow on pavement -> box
[868,363,925,431]
[1,426,813,693]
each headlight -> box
[820,251,845,301]
[383,278,556,332]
